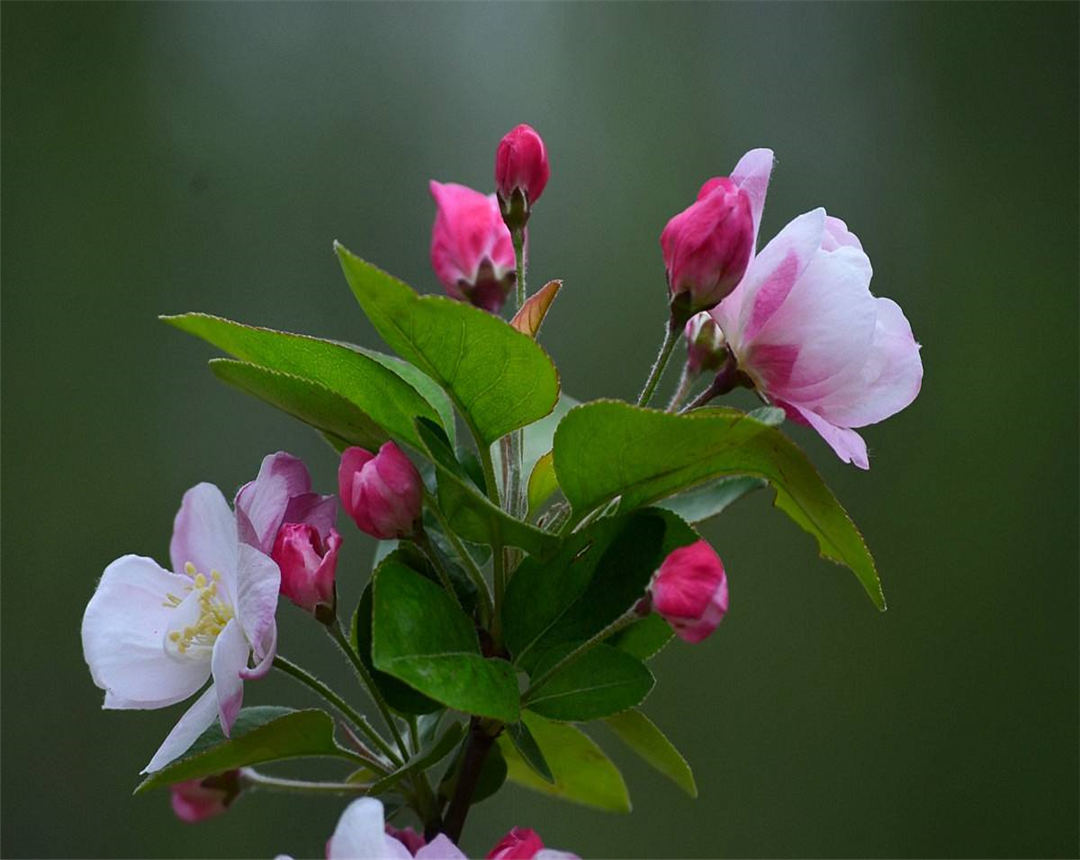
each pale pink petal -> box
[82,555,210,708]
[790,405,870,470]
[327,799,412,860]
[235,452,314,554]
[142,685,218,773]
[169,483,239,596]
[282,492,338,542]
[810,297,923,428]
[535,852,582,860]
[751,245,877,395]
[416,834,468,860]
[211,619,248,734]
[821,215,863,252]
[714,208,826,349]
[234,545,280,661]
[729,147,774,252]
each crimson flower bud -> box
[169,771,242,823]
[661,177,754,315]
[649,540,729,644]
[430,180,516,314]
[684,311,727,375]
[495,124,550,225]
[271,523,342,614]
[338,442,423,540]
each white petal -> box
[211,619,248,735]
[730,147,774,253]
[241,622,277,680]
[168,483,240,599]
[793,405,870,470]
[327,798,411,860]
[82,555,210,708]
[142,684,218,773]
[235,544,280,661]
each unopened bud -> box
[495,124,550,230]
[684,311,727,375]
[169,770,242,823]
[272,523,342,615]
[338,442,423,540]
[649,540,729,644]
[661,177,754,314]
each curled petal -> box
[729,147,775,252]
[235,452,319,553]
[235,544,280,662]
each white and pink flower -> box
[81,483,280,773]
[710,208,923,469]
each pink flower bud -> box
[271,522,342,614]
[430,180,516,313]
[661,176,754,314]
[338,442,423,540]
[649,540,729,644]
[495,124,550,207]
[487,828,546,860]
[169,771,242,823]
[684,311,727,375]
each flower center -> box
[164,562,235,658]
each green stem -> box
[272,654,401,767]
[326,619,410,761]
[637,317,680,408]
[413,526,463,611]
[423,490,493,624]
[491,530,507,650]
[512,226,527,312]
[240,767,371,795]
[666,363,696,412]
[522,610,640,702]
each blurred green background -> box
[2,3,1077,858]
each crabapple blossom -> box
[81,483,280,772]
[684,311,727,375]
[649,540,729,644]
[430,180,516,313]
[338,442,423,540]
[709,208,923,469]
[495,124,550,228]
[272,522,342,614]
[660,148,774,316]
[323,798,464,859]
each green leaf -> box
[498,712,630,813]
[164,313,447,449]
[608,614,673,661]
[210,359,389,451]
[504,720,554,784]
[503,508,698,672]
[351,578,441,715]
[352,345,456,447]
[336,244,560,447]
[135,708,342,793]
[657,475,766,524]
[368,721,464,796]
[520,393,578,487]
[372,560,519,722]
[439,734,509,805]
[604,709,697,798]
[527,451,559,517]
[416,419,559,558]
[525,645,654,722]
[553,402,884,610]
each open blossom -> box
[339,442,423,540]
[81,483,280,773]
[235,452,341,613]
[649,540,729,644]
[169,770,242,823]
[430,181,516,313]
[661,148,774,315]
[710,208,923,469]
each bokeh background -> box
[2,3,1077,858]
